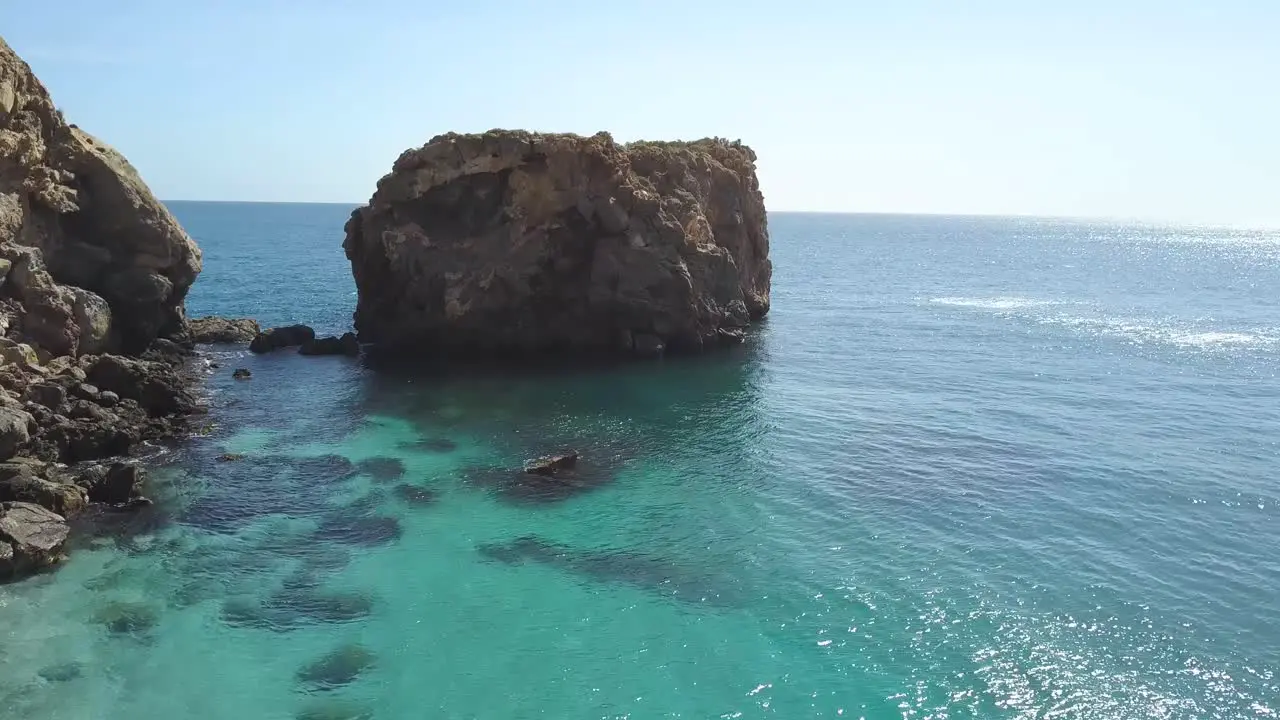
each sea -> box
[2,203,1278,720]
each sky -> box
[5,1,1279,226]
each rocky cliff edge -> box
[0,36,204,580]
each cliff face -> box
[343,130,770,357]
[0,37,204,580]
[0,37,201,355]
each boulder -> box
[85,354,195,417]
[0,337,39,367]
[0,501,69,578]
[0,404,31,459]
[22,381,65,410]
[249,324,315,353]
[298,332,359,357]
[189,316,260,345]
[0,458,86,516]
[76,461,144,505]
[342,130,771,358]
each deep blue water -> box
[1,204,1278,719]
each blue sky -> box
[7,1,1279,225]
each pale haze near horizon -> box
[6,1,1278,227]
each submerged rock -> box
[93,600,160,635]
[477,535,736,606]
[355,456,405,482]
[189,316,260,344]
[343,130,771,358]
[392,483,438,506]
[398,436,457,453]
[295,700,376,720]
[249,325,315,353]
[37,661,84,683]
[295,643,376,692]
[465,449,618,504]
[0,501,69,579]
[313,513,402,547]
[231,368,252,380]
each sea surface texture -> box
[2,204,1278,719]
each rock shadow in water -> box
[392,482,439,507]
[220,587,375,632]
[311,494,402,547]
[295,643,376,692]
[285,455,359,485]
[355,457,405,482]
[476,535,738,607]
[93,600,161,636]
[37,662,83,683]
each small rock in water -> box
[231,368,252,380]
[392,483,438,507]
[295,643,376,691]
[355,457,405,482]
[217,453,245,462]
[524,450,579,475]
[37,661,84,683]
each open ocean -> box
[2,203,1278,719]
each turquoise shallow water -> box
[2,205,1279,719]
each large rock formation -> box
[0,37,203,580]
[343,130,770,357]
[1,36,201,355]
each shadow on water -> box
[476,535,743,608]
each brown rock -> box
[342,130,770,358]
[189,316,260,345]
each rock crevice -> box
[343,130,770,357]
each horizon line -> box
[159,200,1280,230]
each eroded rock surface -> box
[1,37,201,354]
[343,130,770,357]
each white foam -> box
[929,296,1059,311]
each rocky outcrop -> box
[1,37,202,355]
[299,332,359,357]
[249,324,315,353]
[0,37,204,580]
[343,130,771,358]
[189,316,259,345]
